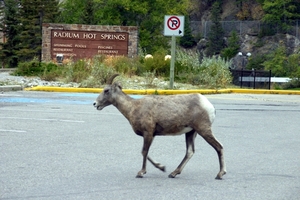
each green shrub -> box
[143,71,156,87]
[112,56,141,77]
[197,56,232,88]
[64,59,91,83]
[282,79,300,89]
[287,53,300,80]
[12,52,233,89]
[176,49,200,67]
[174,48,201,83]
[79,59,117,88]
[14,59,43,76]
[142,50,170,77]
[41,62,63,81]
[246,55,267,70]
[262,45,300,79]
[174,49,232,88]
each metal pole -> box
[240,68,243,88]
[169,35,176,89]
[253,69,256,89]
[268,70,271,90]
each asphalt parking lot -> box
[1,91,300,200]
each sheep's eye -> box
[104,89,109,94]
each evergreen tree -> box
[206,1,224,57]
[17,0,60,62]
[0,0,21,67]
[221,30,240,60]
[42,0,60,23]
[261,0,300,31]
[262,0,300,22]
[17,0,42,62]
[263,45,287,77]
[179,16,196,48]
[82,0,96,24]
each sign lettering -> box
[51,30,128,60]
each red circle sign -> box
[167,16,181,30]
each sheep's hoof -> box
[168,173,176,178]
[136,170,146,178]
[158,165,166,172]
[215,171,226,180]
[168,169,180,178]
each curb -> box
[23,86,300,95]
[0,85,23,92]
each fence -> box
[230,69,272,89]
[190,20,300,39]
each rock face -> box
[231,53,249,70]
[240,33,300,56]
[197,33,300,69]
[191,0,300,69]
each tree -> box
[221,30,240,60]
[179,16,197,48]
[263,45,300,88]
[58,0,100,24]
[287,53,300,88]
[82,0,96,24]
[206,1,224,57]
[0,0,21,67]
[17,0,60,62]
[42,0,60,23]
[261,0,300,30]
[59,0,189,53]
[262,45,287,77]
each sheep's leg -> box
[169,130,196,178]
[198,128,226,180]
[147,156,166,172]
[136,135,153,178]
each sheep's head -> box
[93,74,121,110]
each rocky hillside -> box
[190,0,264,22]
[189,0,300,69]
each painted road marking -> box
[0,117,84,123]
[0,97,91,104]
[0,94,140,104]
[0,129,27,133]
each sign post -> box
[164,15,184,89]
[170,36,176,89]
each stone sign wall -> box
[42,23,138,62]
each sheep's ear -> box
[112,82,122,90]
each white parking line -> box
[0,129,27,133]
[0,117,85,123]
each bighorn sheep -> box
[93,74,226,179]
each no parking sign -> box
[164,15,184,36]
[163,15,185,89]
